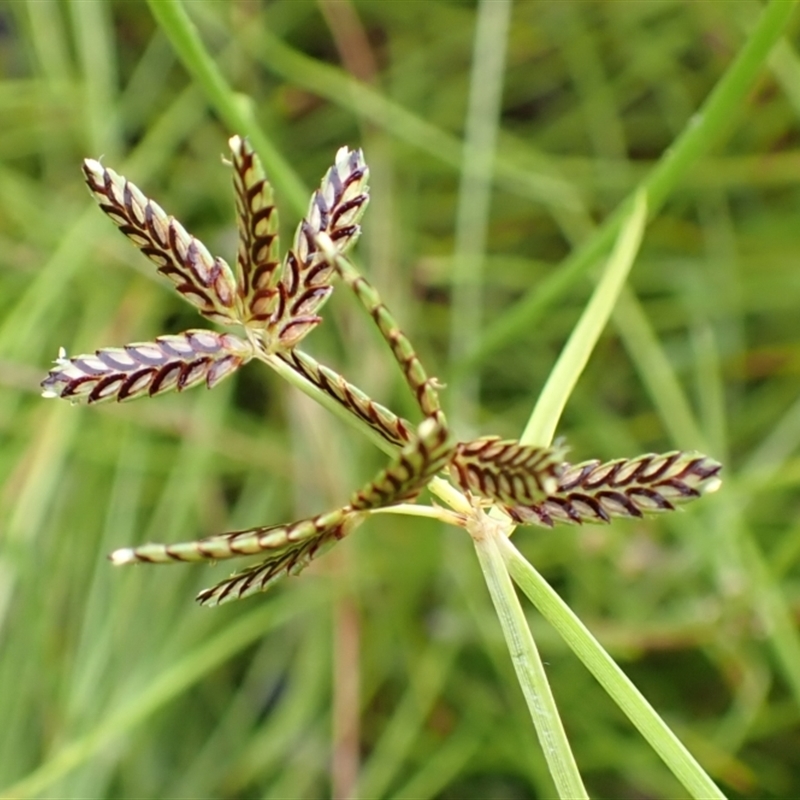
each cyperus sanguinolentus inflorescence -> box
[42,137,722,606]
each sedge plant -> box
[41,136,723,797]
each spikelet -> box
[507,451,722,527]
[277,349,414,448]
[327,250,444,420]
[110,507,355,565]
[450,437,566,506]
[196,523,352,606]
[350,414,453,511]
[229,136,281,327]
[41,331,252,404]
[272,147,370,349]
[82,159,239,325]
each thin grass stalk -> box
[522,190,647,448]
[471,521,588,800]
[145,0,307,214]
[448,0,512,429]
[0,595,319,800]
[498,534,726,800]
[466,0,797,369]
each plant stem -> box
[499,534,726,800]
[521,190,646,448]
[465,0,797,369]
[471,519,588,799]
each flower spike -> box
[229,136,282,327]
[41,331,252,404]
[82,159,239,325]
[272,147,370,349]
[43,135,722,608]
[507,451,722,527]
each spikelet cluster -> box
[41,135,722,606]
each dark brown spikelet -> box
[278,349,414,449]
[507,451,722,527]
[229,136,281,327]
[41,331,252,404]
[273,147,369,349]
[82,159,239,325]
[450,437,566,506]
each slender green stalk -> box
[465,0,797,369]
[499,534,726,800]
[448,0,512,428]
[0,595,317,800]
[145,0,307,213]
[522,191,646,447]
[471,520,588,800]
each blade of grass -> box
[472,520,588,800]
[464,0,797,370]
[498,534,726,800]
[0,592,321,800]
[448,0,512,430]
[522,190,647,447]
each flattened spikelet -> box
[196,527,348,606]
[507,451,722,527]
[229,136,281,327]
[351,414,453,510]
[330,253,444,420]
[41,331,252,404]
[82,159,238,325]
[273,147,369,348]
[278,349,414,448]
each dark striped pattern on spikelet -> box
[507,451,722,527]
[82,160,239,326]
[450,437,565,506]
[229,135,281,327]
[272,147,370,349]
[41,331,252,404]
[278,349,414,448]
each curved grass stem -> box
[498,534,726,800]
[471,518,588,799]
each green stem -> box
[499,535,726,800]
[145,0,308,213]
[471,522,588,799]
[464,0,797,370]
[521,191,646,448]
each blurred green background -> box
[2,1,800,797]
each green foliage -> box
[1,1,799,797]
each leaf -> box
[272,147,370,348]
[450,437,566,506]
[82,159,239,325]
[229,135,282,327]
[507,451,722,527]
[40,330,252,404]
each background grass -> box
[1,1,800,797]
